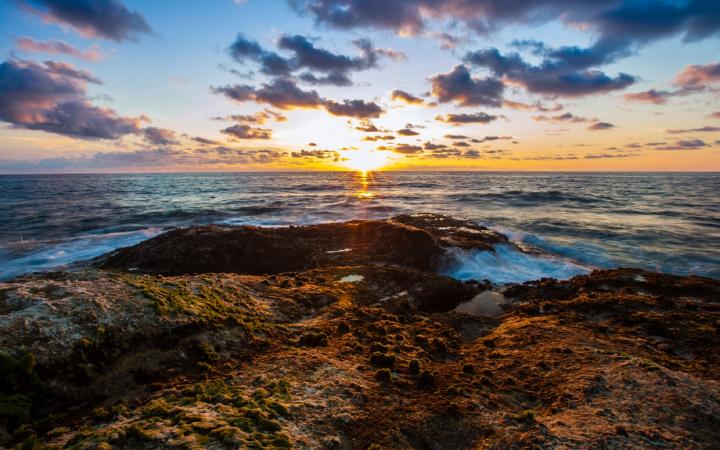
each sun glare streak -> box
[341,149,389,172]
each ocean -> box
[1,172,718,282]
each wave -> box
[440,244,591,284]
[0,227,162,281]
[447,190,602,205]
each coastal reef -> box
[1,214,719,449]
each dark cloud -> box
[0,59,145,140]
[212,79,324,109]
[388,144,423,154]
[666,126,720,134]
[221,124,272,139]
[191,137,222,146]
[298,71,353,86]
[18,0,151,41]
[464,47,635,97]
[143,127,179,146]
[323,99,384,118]
[654,139,708,150]
[213,79,383,118]
[278,35,379,72]
[391,89,425,105]
[396,128,419,136]
[292,1,720,50]
[443,134,468,139]
[423,142,448,150]
[430,65,504,107]
[227,34,399,85]
[588,121,615,130]
[454,141,470,147]
[435,112,500,124]
[15,37,103,61]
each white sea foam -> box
[441,244,591,284]
[0,228,162,281]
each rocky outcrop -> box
[1,215,719,449]
[97,213,509,276]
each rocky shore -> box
[1,214,719,449]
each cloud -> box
[227,34,399,85]
[435,112,500,124]
[292,1,720,50]
[443,134,468,139]
[215,109,287,124]
[623,89,675,105]
[353,119,381,132]
[18,0,151,41]
[427,32,463,49]
[666,126,720,134]
[323,99,384,118]
[533,112,593,123]
[588,121,614,130]
[362,135,395,141]
[476,135,512,143]
[0,147,285,171]
[583,153,638,159]
[654,139,709,150]
[708,112,720,120]
[143,127,179,146]
[381,144,423,154]
[212,78,383,118]
[430,65,504,107]
[191,137,222,146]
[675,62,720,87]
[221,124,272,139]
[212,78,324,109]
[396,128,419,136]
[391,89,425,105]
[15,37,103,61]
[291,149,340,160]
[423,142,448,150]
[0,59,145,139]
[298,71,353,86]
[464,47,635,97]
[502,100,563,112]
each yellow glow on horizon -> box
[341,148,390,172]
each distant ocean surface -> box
[1,172,718,282]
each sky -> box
[0,0,719,172]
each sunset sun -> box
[342,149,389,172]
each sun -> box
[341,149,389,172]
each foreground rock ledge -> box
[1,215,719,449]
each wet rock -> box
[97,214,510,276]
[98,219,442,275]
